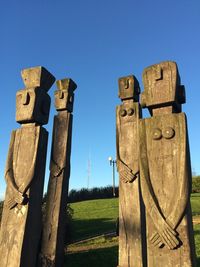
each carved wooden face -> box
[141,61,186,111]
[118,75,140,101]
[16,88,51,125]
[54,89,74,112]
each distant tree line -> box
[67,176,200,203]
[192,176,200,193]
[67,186,119,203]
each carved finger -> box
[160,233,172,250]
[15,194,24,204]
[120,171,135,183]
[120,173,128,183]
[165,229,179,247]
[152,234,163,247]
[162,231,177,249]
[150,232,159,243]
[7,200,12,208]
[127,174,136,182]
[50,162,62,177]
[154,237,164,248]
[120,171,129,182]
[163,231,175,249]
[55,168,63,177]
[7,199,16,209]
[165,224,177,236]
[7,198,14,204]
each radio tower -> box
[87,152,91,189]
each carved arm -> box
[5,131,26,208]
[18,127,40,194]
[116,107,138,183]
[50,159,64,177]
[139,120,179,249]
[5,131,19,194]
[166,114,189,229]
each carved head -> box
[118,75,140,102]
[16,66,55,124]
[54,78,77,112]
[141,61,185,112]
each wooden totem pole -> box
[139,61,196,266]
[40,78,77,267]
[0,67,55,267]
[116,75,146,267]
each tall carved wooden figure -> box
[41,78,77,267]
[116,75,146,267]
[139,61,196,267]
[0,67,55,267]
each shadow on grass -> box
[71,218,117,242]
[65,245,118,267]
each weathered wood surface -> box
[0,125,48,267]
[139,113,196,267]
[40,78,76,267]
[139,61,196,267]
[117,61,196,267]
[141,61,185,114]
[40,113,72,267]
[117,75,146,267]
[0,66,54,267]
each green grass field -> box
[67,194,200,266]
[69,198,118,241]
[191,193,200,216]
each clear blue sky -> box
[0,0,200,199]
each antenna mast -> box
[87,153,91,189]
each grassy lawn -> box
[65,236,118,267]
[69,198,118,241]
[195,224,200,266]
[191,193,200,216]
[67,194,200,266]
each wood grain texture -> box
[139,113,196,267]
[0,125,48,267]
[0,66,54,267]
[117,99,146,267]
[40,78,76,267]
[40,112,72,267]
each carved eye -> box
[127,108,134,116]
[22,92,30,105]
[124,79,129,89]
[162,127,175,139]
[59,91,64,99]
[152,128,162,140]
[120,109,127,117]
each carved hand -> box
[150,219,179,250]
[18,183,26,194]
[7,189,25,209]
[14,191,25,205]
[7,198,17,209]
[50,160,63,177]
[118,160,137,183]
[120,170,136,183]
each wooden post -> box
[0,67,55,267]
[116,75,146,267]
[140,61,196,266]
[40,78,77,267]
